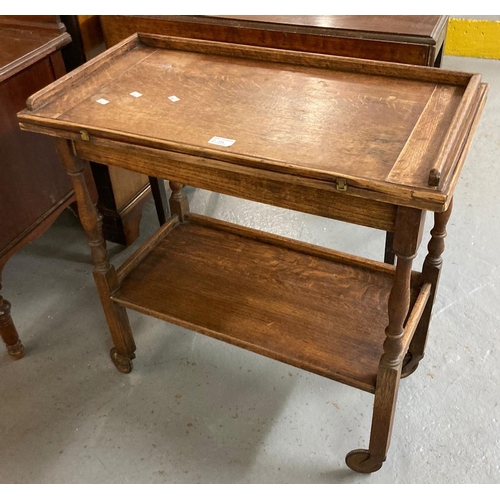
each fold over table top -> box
[18,33,487,211]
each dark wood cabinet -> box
[0,16,85,359]
[99,15,448,66]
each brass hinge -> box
[336,178,347,192]
[80,130,90,141]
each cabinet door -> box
[0,56,72,254]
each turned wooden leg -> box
[57,139,136,373]
[402,199,453,378]
[0,271,25,360]
[346,207,424,473]
[169,181,189,222]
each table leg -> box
[402,199,453,378]
[57,139,136,373]
[0,269,25,360]
[346,207,424,473]
[169,181,189,222]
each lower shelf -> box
[112,214,423,393]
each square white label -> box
[208,136,235,147]
[96,98,109,105]
[130,91,142,98]
[168,95,180,102]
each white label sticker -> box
[168,95,180,102]
[96,98,109,105]
[208,136,235,147]
[130,91,142,98]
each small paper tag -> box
[96,98,109,105]
[168,95,180,102]
[208,136,235,147]
[130,91,142,98]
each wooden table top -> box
[18,33,486,211]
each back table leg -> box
[346,207,424,473]
[57,140,136,373]
[169,181,189,222]
[402,199,453,377]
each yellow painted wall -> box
[445,18,500,59]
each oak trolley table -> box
[18,34,487,473]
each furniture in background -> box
[98,15,449,262]
[100,15,448,66]
[0,16,100,360]
[0,16,76,360]
[19,34,486,472]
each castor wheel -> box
[110,347,133,374]
[401,352,421,379]
[7,341,25,360]
[345,449,383,473]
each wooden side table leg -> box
[57,139,136,373]
[169,181,189,222]
[346,207,424,473]
[402,199,453,378]
[0,270,25,360]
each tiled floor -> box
[1,55,499,483]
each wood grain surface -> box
[112,214,423,393]
[55,48,437,179]
[18,34,484,212]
